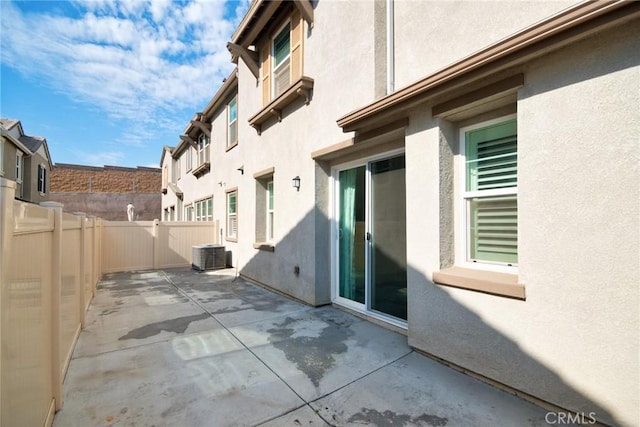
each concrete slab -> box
[311,351,553,426]
[258,405,330,426]
[54,330,304,427]
[230,306,412,402]
[56,269,559,427]
[165,269,311,328]
[75,272,223,357]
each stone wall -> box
[49,163,162,220]
[50,164,161,193]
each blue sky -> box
[0,0,249,168]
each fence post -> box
[88,217,96,298]
[74,213,87,328]
[41,201,64,411]
[0,178,17,421]
[153,219,159,270]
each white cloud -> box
[73,150,126,166]
[0,0,247,145]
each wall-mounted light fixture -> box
[292,176,301,191]
[237,165,244,175]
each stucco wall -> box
[392,0,579,88]
[205,0,379,306]
[405,22,639,426]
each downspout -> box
[386,0,395,94]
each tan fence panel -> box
[1,201,56,427]
[157,221,218,269]
[101,221,155,273]
[61,213,82,379]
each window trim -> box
[185,147,193,172]
[226,188,238,242]
[457,114,518,273]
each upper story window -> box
[173,157,180,183]
[15,152,23,183]
[272,22,291,98]
[162,164,168,189]
[460,117,518,267]
[37,164,47,194]
[185,147,193,172]
[227,96,238,149]
[197,133,210,166]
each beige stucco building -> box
[161,2,640,425]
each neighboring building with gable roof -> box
[0,118,52,203]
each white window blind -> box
[465,119,517,265]
[273,24,291,97]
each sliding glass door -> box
[334,154,407,321]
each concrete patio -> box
[53,268,553,426]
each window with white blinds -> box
[227,190,238,240]
[272,23,291,98]
[463,118,517,265]
[228,96,237,147]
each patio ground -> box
[53,268,553,426]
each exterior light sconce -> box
[292,176,301,191]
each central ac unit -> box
[192,244,226,271]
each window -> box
[16,152,23,183]
[254,169,275,249]
[197,133,210,166]
[162,164,168,189]
[272,22,291,98]
[174,157,181,182]
[226,189,238,241]
[185,205,194,221]
[185,147,192,172]
[37,164,47,194]
[164,208,170,221]
[267,180,274,241]
[195,197,213,221]
[461,117,517,266]
[227,96,237,148]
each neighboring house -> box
[0,118,52,203]
[162,1,639,425]
[49,163,161,220]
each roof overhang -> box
[183,69,238,141]
[337,1,640,133]
[0,128,31,155]
[231,0,313,47]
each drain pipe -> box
[386,0,395,94]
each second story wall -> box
[393,0,579,88]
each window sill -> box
[248,76,314,135]
[226,141,238,152]
[433,266,525,300]
[192,162,210,177]
[253,242,275,252]
[226,236,238,243]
